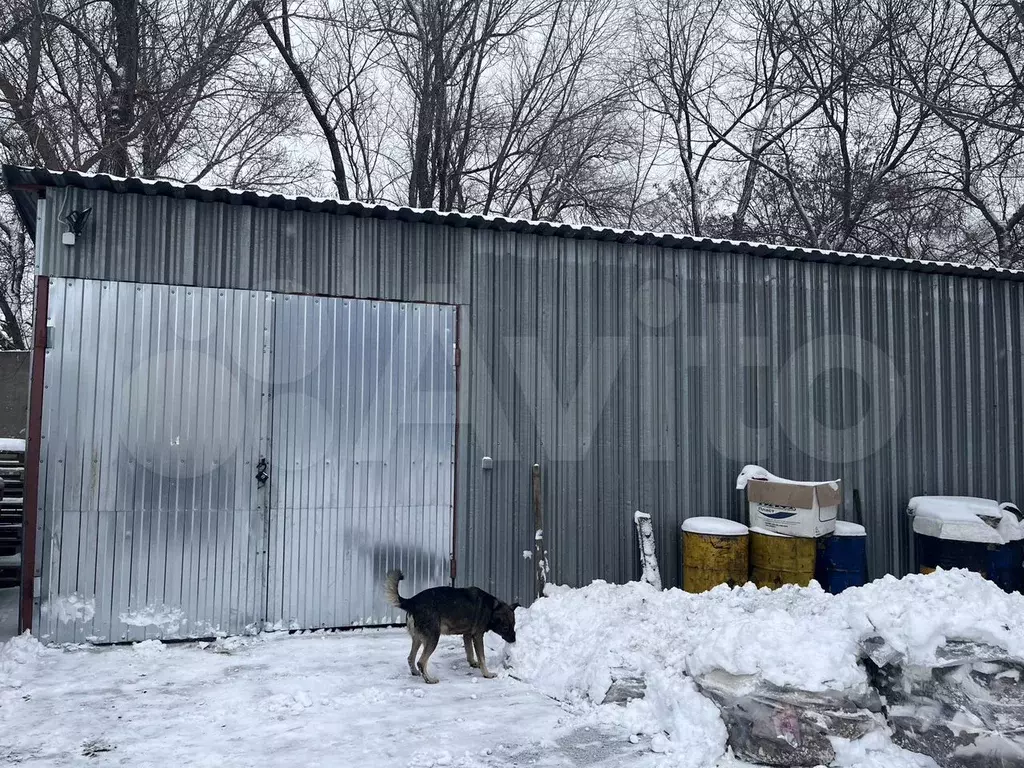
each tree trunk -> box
[101,0,140,175]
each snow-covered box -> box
[740,467,842,538]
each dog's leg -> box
[463,634,478,668]
[473,633,497,679]
[408,636,422,676]
[417,633,440,684]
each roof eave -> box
[2,166,41,241]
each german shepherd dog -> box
[384,570,518,684]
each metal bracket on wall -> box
[255,457,269,488]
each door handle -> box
[256,457,269,488]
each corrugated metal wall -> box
[36,278,456,642]
[267,295,456,629]
[38,279,270,642]
[36,187,1024,607]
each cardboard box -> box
[747,478,842,538]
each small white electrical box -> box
[481,456,493,470]
[62,232,76,246]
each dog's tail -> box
[384,569,407,610]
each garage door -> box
[35,279,456,642]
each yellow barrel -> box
[750,527,817,588]
[681,517,750,593]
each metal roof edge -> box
[4,164,1022,282]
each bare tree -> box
[0,0,308,184]
[884,0,1024,265]
[465,0,634,220]
[0,0,311,349]
[0,191,30,350]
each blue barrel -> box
[914,533,991,576]
[815,521,868,594]
[911,498,1023,592]
[987,540,1023,593]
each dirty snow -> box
[0,438,25,453]
[3,571,1013,767]
[40,593,96,624]
[0,628,662,767]
[508,570,1024,764]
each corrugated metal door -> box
[38,279,272,643]
[266,297,457,629]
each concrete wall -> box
[0,352,29,438]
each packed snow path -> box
[0,629,653,767]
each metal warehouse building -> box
[6,165,1024,644]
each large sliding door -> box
[266,296,457,629]
[37,279,456,643]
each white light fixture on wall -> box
[61,207,92,246]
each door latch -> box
[256,457,269,488]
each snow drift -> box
[506,569,1024,765]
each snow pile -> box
[0,631,44,673]
[0,630,45,701]
[506,570,1024,761]
[509,579,864,703]
[837,571,1024,666]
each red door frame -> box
[20,275,48,633]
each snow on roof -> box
[5,165,1024,283]
[681,517,749,536]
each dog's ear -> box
[492,596,502,610]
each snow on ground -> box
[0,627,666,767]
[2,570,1014,767]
